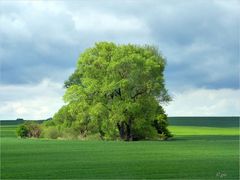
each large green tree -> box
[52,42,172,140]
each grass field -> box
[1,117,239,179]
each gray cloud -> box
[0,0,239,119]
[0,0,239,90]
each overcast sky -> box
[0,0,239,119]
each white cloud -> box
[72,11,148,33]
[164,88,240,116]
[0,79,65,120]
[1,80,239,120]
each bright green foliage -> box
[51,42,172,140]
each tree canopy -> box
[48,42,172,140]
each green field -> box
[1,117,239,179]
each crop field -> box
[0,117,239,179]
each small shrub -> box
[16,124,28,138]
[27,123,42,138]
[42,127,60,139]
[16,122,42,138]
[153,117,173,140]
[61,128,78,139]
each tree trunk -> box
[117,122,125,140]
[126,118,132,141]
